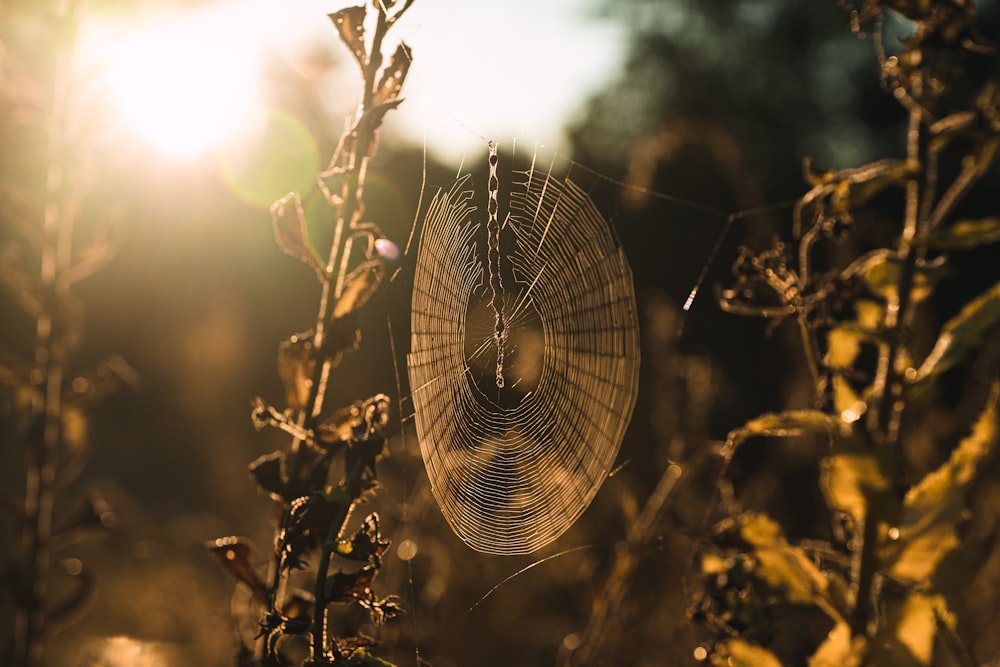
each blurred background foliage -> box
[1,0,999,665]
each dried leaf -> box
[882,386,999,583]
[331,260,386,320]
[248,450,287,501]
[919,216,1000,250]
[270,193,325,282]
[277,332,315,411]
[336,513,390,562]
[207,536,268,605]
[910,280,1000,386]
[330,6,367,71]
[360,98,405,136]
[712,639,784,667]
[372,44,410,108]
[325,563,376,602]
[808,622,866,667]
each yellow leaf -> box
[712,640,784,667]
[809,622,866,667]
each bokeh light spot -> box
[220,110,320,209]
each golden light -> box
[104,25,262,160]
[81,3,281,161]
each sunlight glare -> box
[92,6,267,161]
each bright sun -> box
[86,5,269,161]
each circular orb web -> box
[408,154,640,555]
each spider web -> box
[406,142,641,555]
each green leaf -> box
[725,410,844,456]
[808,622,866,667]
[882,386,1000,584]
[739,513,844,621]
[909,280,1000,386]
[918,217,1000,250]
[712,640,784,667]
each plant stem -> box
[261,5,393,662]
[14,3,76,665]
[852,103,932,636]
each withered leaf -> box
[330,6,367,72]
[277,332,315,411]
[332,260,386,320]
[325,563,376,602]
[337,513,390,562]
[270,193,325,283]
[372,44,410,108]
[207,536,268,605]
[248,450,287,501]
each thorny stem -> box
[15,2,76,665]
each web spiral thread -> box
[408,149,640,555]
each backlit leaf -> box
[919,217,1000,250]
[712,639,784,667]
[325,563,376,602]
[739,513,843,620]
[883,385,999,583]
[809,622,866,667]
[861,255,937,304]
[910,281,1000,387]
[207,536,268,604]
[725,410,844,456]
[271,193,325,282]
[372,44,410,108]
[330,6,367,71]
[331,260,386,320]
[867,593,941,666]
[821,450,890,528]
[824,326,863,370]
[336,513,389,562]
[277,332,315,411]
[248,450,287,501]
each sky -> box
[77,0,628,165]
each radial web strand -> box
[407,143,640,555]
